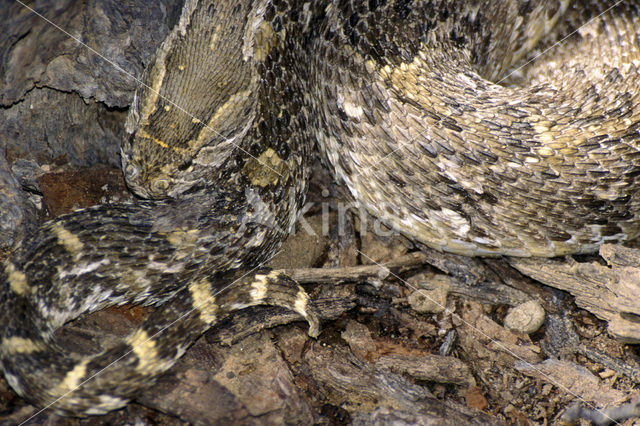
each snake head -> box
[119,0,260,200]
[121,129,195,200]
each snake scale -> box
[1,0,640,416]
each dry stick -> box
[285,252,429,284]
[288,251,533,307]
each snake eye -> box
[178,158,193,171]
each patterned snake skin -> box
[2,0,640,416]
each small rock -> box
[268,213,329,269]
[503,300,545,334]
[341,320,377,361]
[359,230,409,265]
[407,274,451,314]
[464,386,488,411]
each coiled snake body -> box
[2,0,640,416]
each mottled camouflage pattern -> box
[1,0,640,416]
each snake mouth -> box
[122,152,203,200]
[131,175,172,199]
[120,160,165,199]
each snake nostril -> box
[151,179,170,194]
